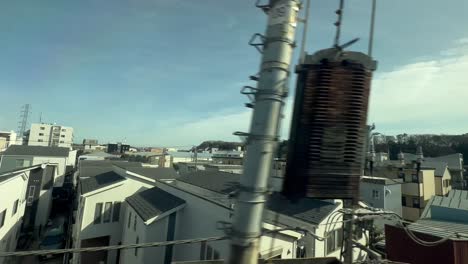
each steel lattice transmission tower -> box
[17,104,32,142]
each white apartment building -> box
[0,131,18,152]
[27,123,74,148]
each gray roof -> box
[425,154,463,171]
[178,171,240,194]
[266,193,339,225]
[126,167,179,180]
[421,191,468,219]
[178,170,337,225]
[126,187,185,222]
[111,161,143,169]
[79,160,114,178]
[421,161,448,177]
[3,145,69,157]
[80,171,125,194]
[409,219,468,241]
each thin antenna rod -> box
[334,0,345,47]
[368,0,377,56]
[299,0,311,63]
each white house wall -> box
[78,178,154,264]
[32,157,67,187]
[34,189,53,233]
[0,172,29,264]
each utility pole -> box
[228,1,300,263]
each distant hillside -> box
[277,134,468,160]
[373,133,468,160]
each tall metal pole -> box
[228,1,300,263]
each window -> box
[135,237,139,256]
[213,251,220,260]
[94,203,103,224]
[15,159,24,168]
[60,141,64,143]
[398,168,405,178]
[325,229,343,255]
[133,215,137,231]
[206,246,213,260]
[128,212,132,228]
[61,135,65,138]
[38,139,43,142]
[402,196,407,206]
[412,173,419,183]
[412,198,420,208]
[62,129,66,132]
[200,241,206,260]
[39,133,44,136]
[27,186,36,204]
[40,127,45,130]
[372,190,380,200]
[103,202,112,223]
[112,202,121,222]
[12,200,19,215]
[0,210,6,228]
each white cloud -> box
[369,40,468,134]
[152,39,468,146]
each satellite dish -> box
[385,189,391,196]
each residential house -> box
[165,171,368,262]
[123,152,173,168]
[72,161,179,264]
[423,161,452,196]
[0,145,72,187]
[385,190,468,264]
[370,165,437,221]
[0,131,18,152]
[121,187,186,264]
[425,154,465,190]
[0,163,56,263]
[360,176,402,232]
[107,143,130,154]
[26,123,74,148]
[0,168,30,264]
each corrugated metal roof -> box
[126,187,185,222]
[409,219,468,241]
[3,145,69,157]
[421,191,468,219]
[447,190,468,200]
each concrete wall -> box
[0,172,29,264]
[67,150,77,168]
[35,189,53,234]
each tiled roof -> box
[126,167,179,180]
[80,171,125,194]
[3,145,69,157]
[421,161,448,177]
[177,170,240,194]
[266,193,339,225]
[425,154,463,171]
[126,187,185,222]
[79,160,114,178]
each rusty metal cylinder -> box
[282,48,377,204]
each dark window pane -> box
[206,246,213,260]
[13,200,19,215]
[103,202,112,223]
[200,241,206,260]
[128,212,132,228]
[134,215,137,231]
[0,210,6,228]
[402,196,407,206]
[94,203,103,224]
[112,202,121,222]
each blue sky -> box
[0,0,467,147]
